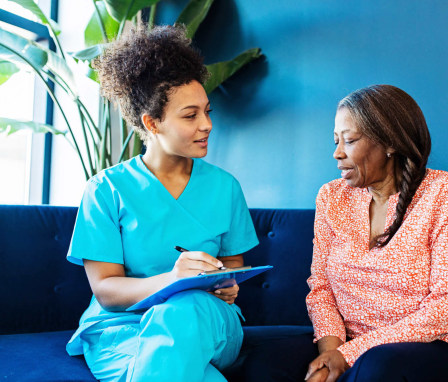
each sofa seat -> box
[2,325,314,381]
[1,330,96,381]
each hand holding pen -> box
[170,246,225,280]
[173,246,239,304]
[174,246,226,274]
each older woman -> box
[65,25,258,381]
[305,85,448,382]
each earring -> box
[387,153,391,158]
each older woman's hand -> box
[305,350,349,382]
[306,367,329,382]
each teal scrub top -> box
[66,156,259,354]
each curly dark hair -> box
[338,85,431,248]
[93,24,209,140]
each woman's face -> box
[333,108,393,189]
[153,80,212,158]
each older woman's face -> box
[334,108,391,189]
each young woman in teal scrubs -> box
[66,25,259,382]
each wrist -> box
[336,344,353,367]
[317,335,344,354]
[167,269,178,283]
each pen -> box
[174,246,227,271]
[174,246,189,252]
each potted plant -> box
[0,0,262,179]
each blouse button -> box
[268,231,275,238]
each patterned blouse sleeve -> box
[338,187,448,366]
[306,184,346,343]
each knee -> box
[161,289,213,315]
[347,344,404,381]
[169,289,212,305]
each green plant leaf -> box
[86,65,99,83]
[0,60,19,85]
[0,27,77,94]
[102,0,161,23]
[0,27,47,68]
[70,45,105,62]
[85,3,120,46]
[45,49,77,93]
[176,0,214,39]
[7,0,61,35]
[69,46,104,83]
[204,48,262,94]
[0,117,66,135]
[132,135,143,157]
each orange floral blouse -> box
[306,169,448,366]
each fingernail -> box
[217,261,223,268]
[304,371,310,380]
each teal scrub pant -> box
[79,290,243,382]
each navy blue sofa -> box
[0,205,316,381]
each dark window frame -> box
[0,0,58,204]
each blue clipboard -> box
[126,265,273,312]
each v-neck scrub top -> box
[66,156,258,355]
[306,169,448,366]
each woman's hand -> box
[212,284,239,304]
[306,367,329,382]
[170,251,223,280]
[171,252,243,304]
[305,350,349,382]
[211,254,243,304]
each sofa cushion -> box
[241,209,315,326]
[0,330,96,381]
[0,205,92,334]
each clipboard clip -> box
[198,266,252,276]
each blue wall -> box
[160,0,448,208]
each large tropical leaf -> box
[45,48,77,93]
[0,28,77,93]
[204,48,262,94]
[70,45,105,83]
[0,60,19,85]
[0,27,47,69]
[86,66,99,83]
[102,0,161,23]
[70,45,105,62]
[85,2,119,46]
[0,117,66,135]
[7,0,61,35]
[176,0,214,39]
